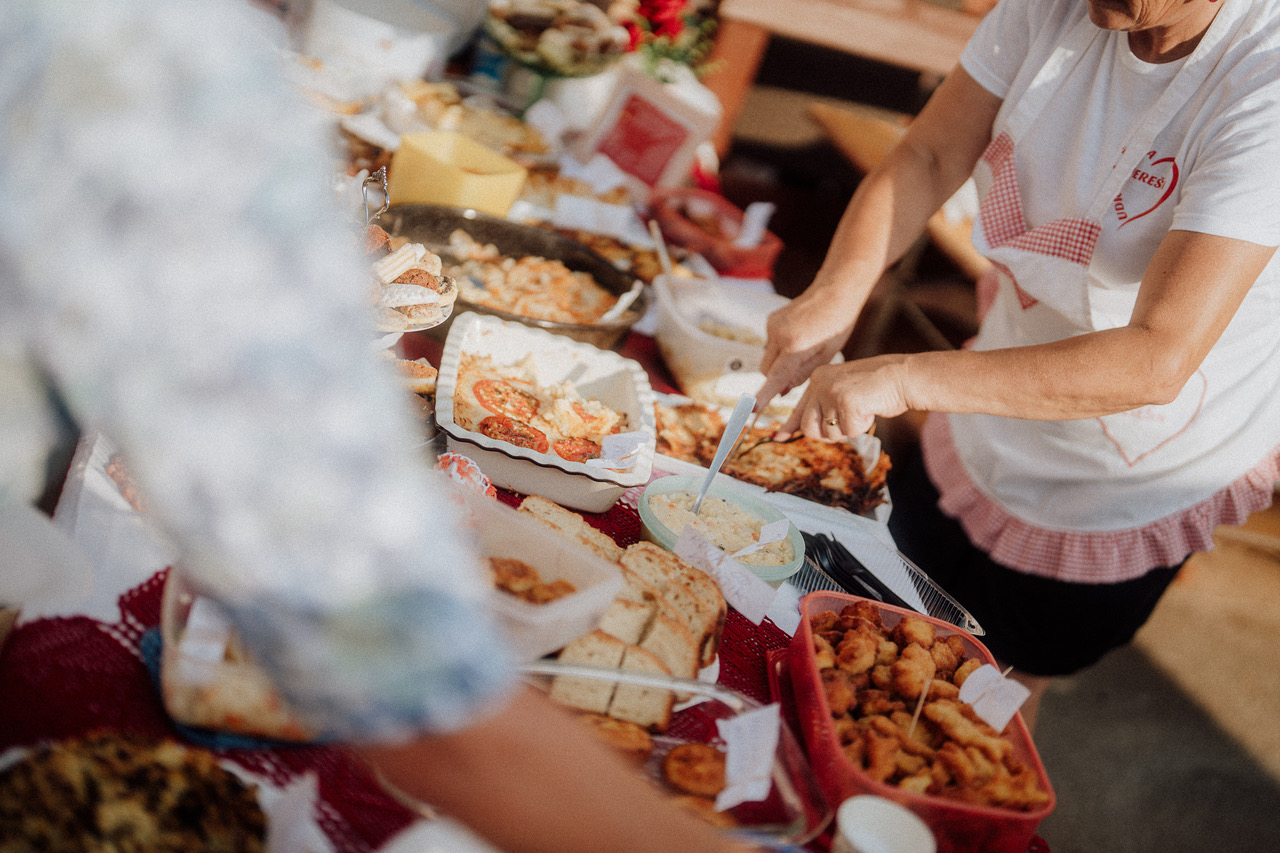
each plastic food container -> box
[435,312,656,513]
[389,131,528,217]
[652,273,778,408]
[651,187,783,278]
[522,659,833,849]
[638,473,806,589]
[785,591,1055,853]
[451,483,624,660]
[160,570,317,742]
[158,486,626,739]
[651,275,831,418]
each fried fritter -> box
[661,743,727,798]
[806,607,1048,811]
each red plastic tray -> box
[785,591,1056,853]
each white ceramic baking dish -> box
[435,312,656,513]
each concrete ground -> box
[717,36,1280,853]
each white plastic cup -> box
[830,795,936,853]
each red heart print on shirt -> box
[1114,150,1179,229]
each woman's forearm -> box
[900,231,1275,421]
[357,687,757,853]
[808,68,1001,309]
[900,326,1195,421]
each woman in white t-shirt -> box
[757,0,1280,729]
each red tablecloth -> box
[0,328,1048,853]
[0,497,793,853]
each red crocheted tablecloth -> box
[0,495,792,853]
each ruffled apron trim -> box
[921,413,1280,584]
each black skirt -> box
[886,447,1184,677]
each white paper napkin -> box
[715,703,782,811]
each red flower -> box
[624,20,644,51]
[638,0,687,40]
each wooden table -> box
[702,0,985,156]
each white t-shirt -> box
[924,0,1280,582]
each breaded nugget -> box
[822,668,860,717]
[890,643,936,700]
[893,616,937,650]
[836,630,879,675]
[862,730,900,783]
[875,638,900,667]
[661,743,727,798]
[923,700,1011,763]
[812,634,837,670]
[810,609,840,634]
[930,638,961,677]
[953,658,983,688]
[575,712,654,763]
[927,678,961,702]
[856,688,906,717]
[840,600,883,627]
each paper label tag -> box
[674,528,777,625]
[178,596,234,664]
[584,432,646,470]
[523,99,568,146]
[733,201,776,248]
[552,194,632,236]
[728,519,788,560]
[957,663,1030,732]
[559,152,630,195]
[715,703,781,810]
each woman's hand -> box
[754,292,858,411]
[776,354,910,440]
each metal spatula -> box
[692,393,756,513]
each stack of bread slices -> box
[517,496,727,731]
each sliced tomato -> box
[571,401,599,425]
[474,379,540,420]
[478,416,549,454]
[553,437,602,463]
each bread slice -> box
[518,495,624,563]
[609,646,675,731]
[620,543,726,667]
[638,613,700,680]
[550,628,679,730]
[549,630,628,714]
[617,566,666,605]
[597,598,655,645]
[596,594,698,680]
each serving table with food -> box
[0,46,1051,853]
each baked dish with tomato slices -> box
[655,400,891,518]
[453,352,629,463]
[435,312,656,513]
